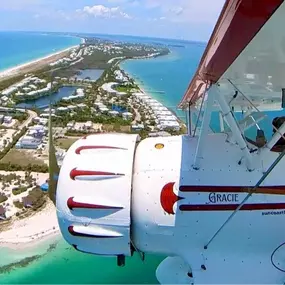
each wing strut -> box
[204,147,285,250]
[48,72,60,205]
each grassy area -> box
[116,86,131,92]
[12,186,28,196]
[1,149,46,166]
[115,84,139,93]
[55,138,79,150]
[102,125,131,132]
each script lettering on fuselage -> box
[209,192,239,203]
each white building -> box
[16,136,42,149]
[122,112,133,120]
[109,110,119,117]
[3,116,12,124]
[131,124,144,131]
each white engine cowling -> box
[56,133,139,260]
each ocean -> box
[0,33,206,283]
[0,31,81,72]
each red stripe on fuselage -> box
[67,197,123,211]
[75,145,127,154]
[179,185,285,193]
[179,203,285,212]
[70,168,124,180]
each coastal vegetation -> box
[0,149,48,172]
[12,186,28,196]
[0,194,8,204]
[0,127,27,160]
[55,137,79,150]
[0,242,58,274]
[0,162,48,173]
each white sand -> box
[0,45,79,79]
[0,171,60,250]
[0,200,60,250]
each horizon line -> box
[0,29,208,45]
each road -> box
[132,108,141,124]
[19,109,38,129]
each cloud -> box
[168,6,183,16]
[77,4,132,19]
[144,0,225,25]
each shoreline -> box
[0,200,60,251]
[120,55,186,127]
[0,44,81,81]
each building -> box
[122,112,133,120]
[16,136,42,149]
[57,107,69,113]
[67,121,75,129]
[84,121,93,129]
[3,116,12,124]
[149,131,171,137]
[22,196,33,208]
[108,110,119,117]
[0,205,6,220]
[131,124,144,131]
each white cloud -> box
[169,6,183,16]
[145,0,225,25]
[77,5,132,19]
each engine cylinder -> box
[56,133,139,257]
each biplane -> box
[48,0,285,283]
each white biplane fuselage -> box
[54,0,285,283]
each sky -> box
[0,0,225,41]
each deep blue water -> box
[0,31,81,71]
[16,86,77,109]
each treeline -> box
[52,110,131,128]
[0,75,25,92]
[0,163,48,173]
[0,194,8,204]
[0,127,27,160]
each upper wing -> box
[179,0,285,111]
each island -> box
[0,35,186,248]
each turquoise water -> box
[0,32,81,72]
[121,41,206,121]
[0,237,164,284]
[0,34,205,284]
[2,33,284,284]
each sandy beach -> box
[0,44,79,82]
[0,200,60,250]
[0,171,60,250]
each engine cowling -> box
[56,133,139,259]
[56,133,189,279]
